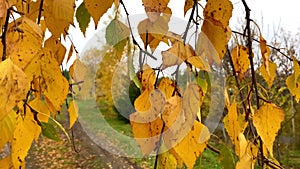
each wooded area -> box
[0,0,299,168]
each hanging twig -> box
[1,7,12,61]
[226,47,248,114]
[183,0,197,44]
[153,123,165,169]
[37,0,44,25]
[240,1,268,167]
[232,30,293,62]
[119,0,157,62]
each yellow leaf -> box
[138,13,170,51]
[68,100,79,129]
[184,0,196,16]
[0,59,30,121]
[286,59,300,102]
[130,118,163,156]
[25,49,69,111]
[44,0,75,37]
[133,65,156,112]
[197,0,233,62]
[223,101,248,158]
[163,83,200,149]
[182,83,200,128]
[4,17,43,70]
[158,78,175,99]
[25,0,41,21]
[236,141,258,169]
[45,36,67,65]
[186,55,211,72]
[84,0,113,28]
[253,103,284,157]
[158,150,177,169]
[260,35,271,70]
[130,89,165,155]
[28,98,51,123]
[66,45,74,63]
[172,121,210,169]
[142,0,169,13]
[12,113,40,168]
[259,61,277,88]
[0,0,7,18]
[141,64,156,91]
[132,89,165,123]
[231,45,251,79]
[0,110,17,150]
[69,58,88,85]
[0,155,14,169]
[161,41,195,69]
[203,0,233,28]
[235,154,255,169]
[142,0,170,22]
[197,20,230,63]
[162,95,182,128]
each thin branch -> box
[226,47,248,114]
[37,0,44,25]
[154,123,165,169]
[65,31,79,54]
[241,1,265,167]
[1,7,12,61]
[263,158,285,169]
[119,0,157,62]
[183,0,197,44]
[232,30,293,62]
[207,144,220,154]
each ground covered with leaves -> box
[26,122,141,169]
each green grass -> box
[75,99,224,168]
[280,148,300,168]
[75,99,300,169]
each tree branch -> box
[232,30,293,62]
[241,1,266,167]
[183,0,197,44]
[37,0,44,25]
[226,47,248,114]
[1,7,12,61]
[119,0,157,62]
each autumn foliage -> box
[0,0,296,168]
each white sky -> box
[65,0,300,67]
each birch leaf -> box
[253,103,284,157]
[260,61,277,88]
[0,59,30,120]
[231,45,251,79]
[84,0,113,28]
[173,121,210,169]
[68,100,79,129]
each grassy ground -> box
[26,99,300,168]
[76,99,224,168]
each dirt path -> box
[26,121,142,169]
